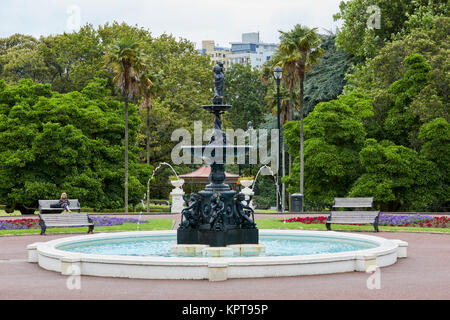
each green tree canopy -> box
[223,63,268,130]
[334,0,448,61]
[349,138,441,211]
[418,118,450,210]
[0,79,150,212]
[282,91,371,208]
[303,35,353,115]
[382,53,431,148]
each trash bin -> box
[291,194,303,212]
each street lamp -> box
[273,66,283,213]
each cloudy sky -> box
[1,0,343,48]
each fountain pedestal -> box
[170,179,185,213]
[239,179,255,209]
[178,228,258,248]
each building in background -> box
[201,40,231,69]
[201,33,278,70]
[229,32,278,69]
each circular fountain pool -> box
[28,230,408,280]
[56,234,378,257]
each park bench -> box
[38,199,81,214]
[39,212,94,235]
[38,199,93,235]
[326,197,380,232]
[149,200,170,206]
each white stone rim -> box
[31,229,406,280]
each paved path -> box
[1,226,450,300]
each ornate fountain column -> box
[177,62,258,247]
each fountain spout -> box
[146,162,180,213]
[251,165,283,213]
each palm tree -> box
[270,30,304,210]
[270,44,299,121]
[278,25,324,210]
[139,69,165,211]
[139,69,164,166]
[264,83,293,125]
[269,45,299,210]
[105,38,147,214]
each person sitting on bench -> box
[50,193,72,213]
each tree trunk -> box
[288,90,294,212]
[124,95,129,214]
[299,73,305,211]
[282,139,286,212]
[146,103,150,212]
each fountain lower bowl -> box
[28,230,407,280]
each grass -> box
[2,216,450,236]
[254,209,278,213]
[0,205,172,216]
[256,218,450,234]
[0,219,174,236]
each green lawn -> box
[256,218,450,233]
[0,205,171,216]
[2,216,449,236]
[0,219,174,236]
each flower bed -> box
[0,216,148,230]
[378,214,449,228]
[0,218,39,230]
[282,214,450,228]
[283,216,328,224]
[90,216,148,227]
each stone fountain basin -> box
[28,230,407,281]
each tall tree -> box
[0,78,147,213]
[333,0,448,61]
[223,63,268,130]
[277,25,324,209]
[139,68,165,210]
[139,68,164,166]
[282,90,372,209]
[104,38,147,213]
[349,139,440,211]
[302,34,353,115]
[268,46,299,210]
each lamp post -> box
[273,66,283,213]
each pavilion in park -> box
[178,165,239,190]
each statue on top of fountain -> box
[213,61,224,105]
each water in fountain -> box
[149,162,179,181]
[251,165,285,219]
[137,200,145,231]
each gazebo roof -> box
[179,165,239,184]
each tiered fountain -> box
[177,61,258,247]
[28,62,408,281]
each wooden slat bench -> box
[38,199,81,214]
[39,212,94,235]
[326,197,380,232]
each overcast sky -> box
[0,0,343,48]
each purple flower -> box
[91,216,147,227]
